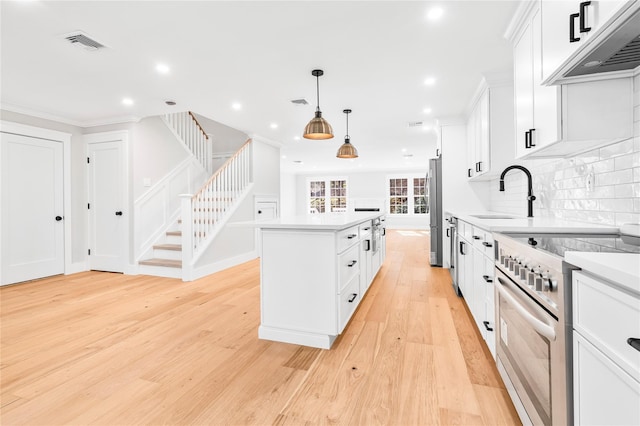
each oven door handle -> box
[496,276,557,342]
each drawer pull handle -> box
[482,242,493,247]
[482,275,493,283]
[363,227,370,231]
[579,1,592,33]
[348,260,357,267]
[570,13,581,42]
[483,321,494,332]
[628,338,640,352]
[472,236,481,240]
[348,293,357,303]
[347,234,357,239]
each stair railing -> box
[180,138,253,269]
[164,111,213,174]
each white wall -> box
[287,167,430,229]
[194,112,248,154]
[489,72,640,225]
[280,172,296,217]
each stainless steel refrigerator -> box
[427,157,442,266]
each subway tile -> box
[596,169,633,186]
[615,212,640,226]
[575,148,600,164]
[600,140,634,159]
[635,104,640,123]
[634,167,640,182]
[591,158,615,174]
[615,152,640,171]
[599,198,634,212]
[634,198,640,213]
[634,137,640,151]
[591,185,616,199]
[615,183,635,198]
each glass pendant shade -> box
[337,108,358,158]
[303,69,334,140]
[336,137,358,158]
[303,111,334,140]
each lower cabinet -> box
[457,220,496,358]
[259,216,384,349]
[572,270,640,425]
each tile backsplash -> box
[490,73,640,226]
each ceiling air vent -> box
[408,121,423,127]
[290,98,309,106]
[63,31,105,51]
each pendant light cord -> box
[345,111,349,140]
[316,75,321,113]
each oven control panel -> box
[494,239,564,316]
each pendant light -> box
[336,109,358,158]
[303,69,334,140]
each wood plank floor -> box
[0,230,520,425]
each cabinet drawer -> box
[338,275,360,333]
[359,221,373,238]
[573,271,640,381]
[337,226,359,253]
[482,233,495,258]
[471,226,486,249]
[338,244,360,292]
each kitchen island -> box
[255,212,385,349]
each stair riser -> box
[138,264,182,279]
[165,235,182,245]
[152,249,182,261]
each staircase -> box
[137,111,253,280]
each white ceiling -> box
[0,0,519,174]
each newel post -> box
[179,193,194,281]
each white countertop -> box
[448,211,620,235]
[253,212,383,231]
[565,252,640,295]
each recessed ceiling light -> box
[424,77,436,86]
[270,123,278,129]
[293,136,301,141]
[232,102,242,110]
[155,63,170,74]
[122,97,134,106]
[423,107,432,114]
[427,7,444,21]
[293,160,304,164]
[402,148,407,152]
[165,100,176,106]
[282,155,287,159]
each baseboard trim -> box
[66,262,87,275]
[189,250,258,281]
[258,325,335,349]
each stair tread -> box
[139,258,182,268]
[153,244,182,251]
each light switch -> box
[143,178,151,187]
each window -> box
[388,175,427,215]
[308,177,348,214]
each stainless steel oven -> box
[445,215,459,295]
[494,234,572,426]
[371,217,381,254]
[493,230,640,426]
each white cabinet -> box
[259,215,385,349]
[572,270,640,425]
[541,0,632,84]
[456,220,496,357]
[465,80,514,180]
[509,1,634,159]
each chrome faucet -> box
[499,165,536,218]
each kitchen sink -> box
[470,214,516,219]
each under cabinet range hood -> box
[565,7,640,78]
[549,2,640,83]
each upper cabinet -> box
[465,76,514,180]
[541,0,629,83]
[507,0,635,159]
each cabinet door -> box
[476,90,490,175]
[513,14,534,159]
[458,238,468,296]
[466,110,477,179]
[531,6,561,152]
[541,0,628,81]
[574,332,640,426]
[472,246,486,336]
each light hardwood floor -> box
[0,230,520,425]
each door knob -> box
[115,211,123,216]
[258,210,262,214]
[55,216,63,221]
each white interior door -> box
[255,199,278,257]
[1,132,64,285]
[88,140,125,272]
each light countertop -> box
[565,252,640,295]
[252,212,383,231]
[447,211,620,235]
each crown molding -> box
[0,102,141,128]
